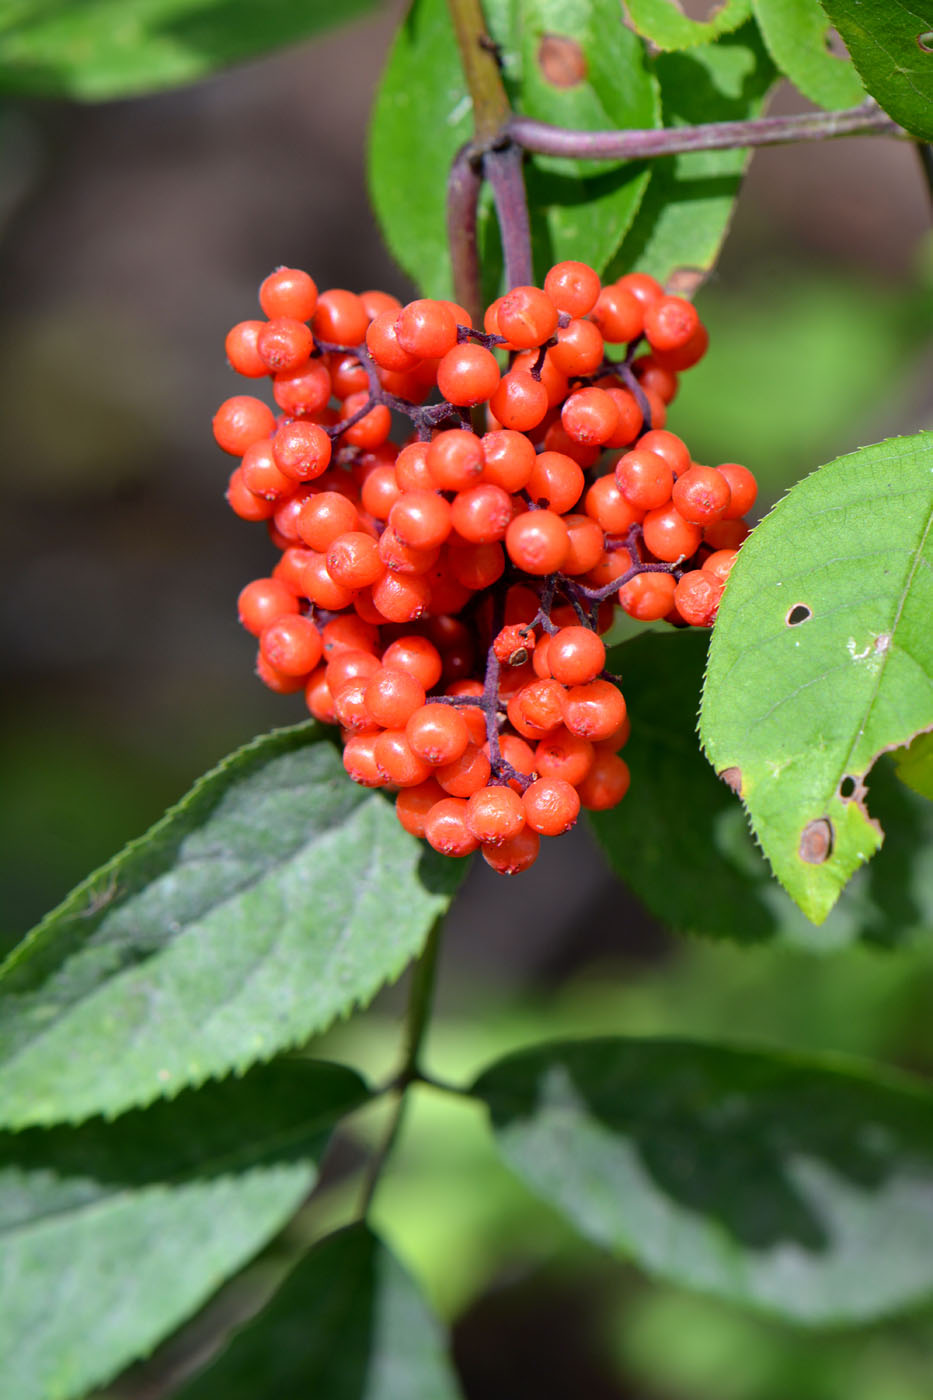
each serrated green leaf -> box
[0,1059,367,1400]
[368,0,659,300]
[625,0,754,50]
[475,1037,933,1324]
[176,1222,463,1399]
[0,723,463,1129]
[0,0,380,101]
[817,0,933,139]
[607,24,776,292]
[591,630,933,948]
[753,0,865,108]
[700,431,933,924]
[895,729,933,800]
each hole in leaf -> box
[917,31,933,52]
[786,604,812,626]
[799,818,834,864]
[718,766,743,794]
[839,775,857,800]
[537,35,586,87]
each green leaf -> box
[607,24,777,294]
[0,723,462,1129]
[591,630,933,948]
[0,1058,367,1400]
[895,730,933,800]
[700,431,933,924]
[816,0,933,139]
[475,1037,933,1324]
[368,0,659,300]
[176,1222,463,1399]
[753,0,865,108]
[625,0,754,50]
[0,0,380,101]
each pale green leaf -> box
[607,24,777,293]
[0,0,380,100]
[753,0,865,108]
[894,729,933,800]
[700,432,933,923]
[625,0,754,50]
[0,723,462,1129]
[591,630,933,948]
[817,0,933,139]
[368,0,659,299]
[475,1037,933,1323]
[176,1223,463,1399]
[0,1059,367,1400]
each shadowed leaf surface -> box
[177,1222,463,1399]
[0,723,463,1128]
[0,0,380,100]
[0,1059,367,1400]
[475,1037,933,1323]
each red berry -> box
[561,387,620,446]
[260,614,322,676]
[544,260,601,318]
[436,343,500,406]
[522,777,580,835]
[490,370,549,431]
[382,635,443,690]
[424,798,480,856]
[505,510,570,575]
[672,465,732,525]
[644,296,700,353]
[213,396,276,456]
[716,462,757,519]
[427,430,484,491]
[673,568,723,626]
[467,784,526,844]
[396,299,459,359]
[237,577,300,636]
[591,285,643,344]
[617,570,676,620]
[642,503,703,563]
[395,779,447,837]
[313,289,369,346]
[406,702,471,765]
[526,452,584,514]
[576,751,630,810]
[481,826,540,874]
[390,490,453,549]
[259,267,318,321]
[496,285,559,348]
[225,320,268,377]
[615,448,673,511]
[257,317,314,373]
[273,420,332,481]
[548,627,606,685]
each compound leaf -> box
[591,630,933,948]
[0,1059,367,1400]
[368,0,658,300]
[0,723,462,1129]
[625,0,755,50]
[816,0,933,139]
[0,0,380,101]
[607,24,777,294]
[177,1223,463,1400]
[753,0,865,108]
[700,432,933,924]
[475,1037,933,1324]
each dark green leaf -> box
[625,0,755,50]
[0,723,462,1129]
[176,1222,463,1399]
[895,730,933,800]
[607,24,777,293]
[0,0,380,101]
[368,0,659,300]
[0,1059,367,1400]
[700,432,933,923]
[475,1037,933,1323]
[817,0,933,139]
[753,0,865,108]
[591,630,933,948]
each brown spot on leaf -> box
[537,35,587,88]
[786,603,812,626]
[917,31,933,52]
[799,818,834,864]
[718,766,743,795]
[666,267,706,298]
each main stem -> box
[358,917,444,1214]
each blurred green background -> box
[1,4,932,1396]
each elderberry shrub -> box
[214,262,757,874]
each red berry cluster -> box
[214,262,756,874]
